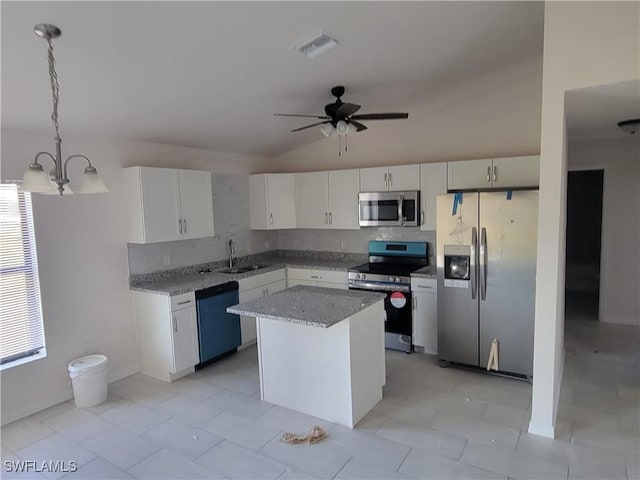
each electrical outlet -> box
[163,254,171,266]
[341,240,347,250]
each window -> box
[0,184,46,367]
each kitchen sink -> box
[217,264,271,274]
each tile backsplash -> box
[127,174,278,275]
[277,227,436,264]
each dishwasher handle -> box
[195,281,239,300]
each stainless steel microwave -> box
[358,191,420,227]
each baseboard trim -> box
[1,365,140,426]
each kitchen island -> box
[228,285,386,428]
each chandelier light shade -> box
[21,24,108,196]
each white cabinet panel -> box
[238,270,287,346]
[420,162,448,231]
[171,306,199,373]
[178,170,214,240]
[411,279,437,354]
[250,174,296,230]
[360,165,420,192]
[287,267,348,289]
[360,166,389,192]
[328,169,360,229]
[388,165,420,191]
[139,168,181,243]
[295,172,329,229]
[447,158,493,191]
[492,155,540,188]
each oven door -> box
[349,284,413,352]
[359,191,419,227]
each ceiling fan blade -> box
[291,121,330,132]
[274,113,330,119]
[349,120,368,132]
[350,113,409,120]
[337,102,361,118]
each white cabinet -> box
[133,291,199,382]
[287,268,348,290]
[238,269,287,346]
[295,169,360,230]
[447,156,539,191]
[250,174,296,230]
[360,165,420,192]
[411,278,437,354]
[491,156,540,188]
[123,167,214,244]
[420,162,448,231]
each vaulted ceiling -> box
[2,2,545,157]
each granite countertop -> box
[129,250,367,296]
[227,285,386,328]
[411,265,437,279]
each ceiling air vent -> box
[293,33,338,59]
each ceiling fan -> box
[274,86,409,136]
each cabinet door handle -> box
[412,296,416,309]
[270,213,273,225]
[310,275,319,279]
[417,284,433,289]
[329,212,332,225]
[178,219,183,234]
[389,172,392,187]
[177,300,191,305]
[172,316,177,333]
[493,165,498,183]
[183,219,187,234]
[384,173,388,187]
[486,166,491,183]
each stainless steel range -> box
[348,241,428,352]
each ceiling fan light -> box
[336,120,349,136]
[320,124,335,137]
[346,123,357,136]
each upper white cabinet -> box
[491,156,540,188]
[250,174,296,230]
[360,165,420,192]
[295,169,360,230]
[123,167,214,244]
[447,156,539,191]
[420,162,448,231]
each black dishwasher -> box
[195,281,240,366]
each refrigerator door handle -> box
[471,227,478,300]
[480,227,487,300]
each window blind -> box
[0,184,45,365]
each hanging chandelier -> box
[21,24,108,196]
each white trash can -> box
[68,354,108,407]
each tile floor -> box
[2,316,638,479]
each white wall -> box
[269,56,542,171]
[0,130,271,424]
[529,1,639,439]
[568,137,640,326]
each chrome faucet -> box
[228,239,237,268]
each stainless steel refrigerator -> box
[436,191,538,378]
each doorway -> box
[565,169,603,321]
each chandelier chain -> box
[46,38,61,141]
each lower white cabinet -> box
[411,278,437,354]
[133,291,199,382]
[287,267,348,290]
[238,269,287,346]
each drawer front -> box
[238,268,286,292]
[170,292,196,311]
[411,278,437,292]
[287,267,347,285]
